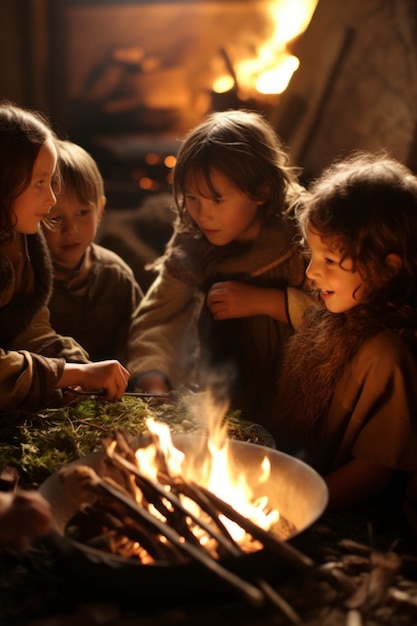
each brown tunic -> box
[127,219,314,424]
[48,243,143,365]
[0,231,88,412]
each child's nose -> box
[46,185,57,207]
[305,259,319,279]
[198,199,213,220]
[61,219,78,234]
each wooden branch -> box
[196,483,314,573]
[106,447,239,557]
[59,465,266,607]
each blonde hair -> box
[56,139,105,208]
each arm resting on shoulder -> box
[205,283,316,324]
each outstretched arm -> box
[57,360,130,402]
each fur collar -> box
[0,231,53,345]
[274,303,417,440]
[163,219,299,289]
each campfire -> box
[40,395,328,610]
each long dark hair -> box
[173,108,304,235]
[0,100,55,244]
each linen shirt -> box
[48,244,143,365]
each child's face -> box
[184,168,264,245]
[12,139,57,234]
[305,226,364,313]
[43,188,103,270]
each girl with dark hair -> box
[0,101,130,412]
[127,109,312,424]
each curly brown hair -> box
[296,151,417,307]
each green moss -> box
[0,396,258,488]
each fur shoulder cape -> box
[0,231,53,345]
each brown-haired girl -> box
[274,151,417,514]
[127,108,313,423]
[0,101,130,411]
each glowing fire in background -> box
[213,0,319,99]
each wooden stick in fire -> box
[104,446,242,558]
[106,447,300,624]
[195,483,315,573]
[59,464,266,607]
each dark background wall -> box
[2,0,417,182]
[2,0,417,288]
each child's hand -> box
[0,490,51,550]
[59,360,130,402]
[207,281,282,320]
[206,280,288,323]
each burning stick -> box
[105,446,242,558]
[102,445,304,621]
[72,501,186,563]
[195,483,314,573]
[59,464,266,607]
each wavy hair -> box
[296,151,417,308]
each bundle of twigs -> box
[58,429,314,622]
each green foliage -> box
[0,396,260,489]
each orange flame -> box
[134,392,279,546]
[213,0,318,98]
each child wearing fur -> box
[0,101,130,411]
[274,151,417,513]
[127,109,313,424]
[42,139,143,365]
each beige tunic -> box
[312,332,417,474]
[127,220,314,424]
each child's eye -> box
[212,196,223,205]
[324,257,337,265]
[78,208,91,217]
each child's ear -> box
[385,253,402,277]
[256,183,271,205]
[97,196,106,223]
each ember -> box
[40,401,327,614]
[56,425,320,611]
[61,427,296,564]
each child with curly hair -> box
[274,151,417,516]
